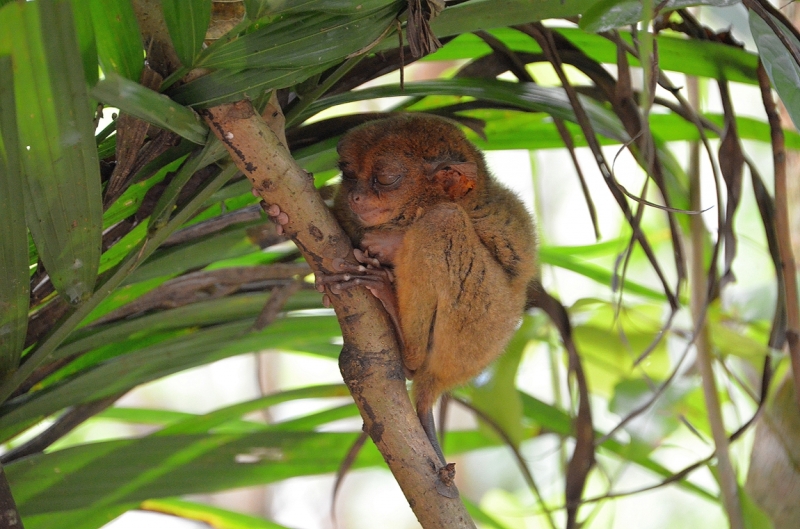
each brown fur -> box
[332,114,537,460]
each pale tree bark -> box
[201,100,476,529]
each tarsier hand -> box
[360,230,404,266]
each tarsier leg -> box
[395,202,525,464]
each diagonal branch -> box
[200,100,476,529]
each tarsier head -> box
[336,114,485,228]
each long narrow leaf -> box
[169,60,337,107]
[540,247,667,300]
[197,4,398,70]
[162,0,211,67]
[91,72,207,144]
[5,431,363,522]
[0,315,342,441]
[431,0,603,38]
[141,498,291,529]
[579,0,739,33]
[0,54,27,377]
[302,78,629,141]
[427,27,758,86]
[89,0,143,81]
[156,384,350,435]
[10,0,102,304]
[7,430,495,517]
[68,0,98,86]
[244,0,394,18]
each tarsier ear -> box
[428,162,478,199]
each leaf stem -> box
[687,76,744,529]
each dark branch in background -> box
[553,118,601,240]
[670,9,745,295]
[286,113,390,150]
[16,264,307,399]
[252,280,303,331]
[526,283,593,528]
[161,204,269,247]
[747,159,787,349]
[519,24,679,311]
[757,61,800,407]
[716,78,745,286]
[607,30,687,292]
[470,31,601,239]
[325,40,452,96]
[103,67,179,208]
[90,263,309,325]
[0,394,122,465]
[331,430,369,523]
[0,465,23,528]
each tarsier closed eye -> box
[376,173,402,186]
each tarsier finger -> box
[256,200,289,235]
[353,248,382,269]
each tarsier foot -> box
[316,256,394,296]
[315,254,402,338]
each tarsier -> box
[268,114,537,464]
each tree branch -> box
[0,464,23,528]
[200,100,476,528]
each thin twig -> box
[1,394,123,464]
[519,23,679,311]
[687,76,744,529]
[757,61,800,407]
[252,280,303,331]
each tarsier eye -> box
[375,173,402,186]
